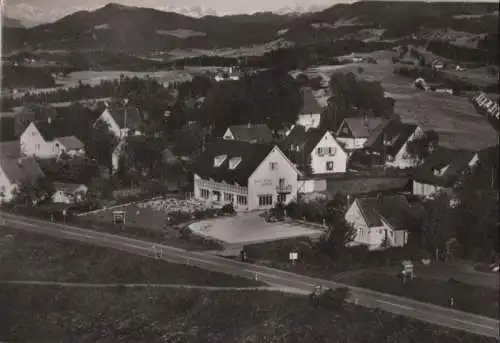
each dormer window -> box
[433,165,449,176]
[229,157,242,170]
[213,154,227,167]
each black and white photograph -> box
[0,0,499,341]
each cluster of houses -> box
[1,83,496,251]
[190,87,496,250]
[0,99,150,204]
[471,92,500,121]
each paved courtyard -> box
[189,212,324,245]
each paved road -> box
[2,212,499,339]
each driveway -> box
[189,212,324,246]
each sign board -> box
[112,210,126,224]
[289,252,299,262]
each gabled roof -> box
[227,124,274,143]
[190,140,274,186]
[106,106,144,130]
[0,140,21,158]
[364,118,418,156]
[34,119,74,141]
[355,195,421,230]
[413,147,477,187]
[0,157,44,185]
[56,136,84,150]
[281,126,325,154]
[338,117,386,139]
[299,88,323,115]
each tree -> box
[13,177,54,207]
[85,120,117,170]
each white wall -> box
[0,169,16,203]
[310,132,348,174]
[296,114,321,131]
[385,127,422,169]
[345,200,393,250]
[248,147,298,211]
[223,128,234,140]
[298,178,327,194]
[413,180,443,197]
[20,123,58,159]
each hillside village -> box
[1,44,498,261]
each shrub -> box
[219,204,235,215]
[317,287,350,310]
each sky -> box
[3,0,499,26]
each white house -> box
[412,148,479,197]
[222,124,274,144]
[363,118,423,169]
[336,117,386,151]
[0,157,45,203]
[296,87,323,130]
[191,140,300,211]
[281,126,348,175]
[345,195,421,250]
[20,120,85,159]
[52,182,88,204]
[94,106,144,139]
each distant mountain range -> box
[2,2,498,54]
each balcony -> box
[276,184,292,194]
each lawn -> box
[76,197,223,251]
[0,285,496,343]
[343,272,499,319]
[0,227,257,287]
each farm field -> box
[0,226,256,286]
[1,285,496,343]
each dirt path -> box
[0,280,285,291]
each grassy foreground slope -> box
[0,227,259,287]
[1,286,497,343]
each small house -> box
[222,124,274,144]
[52,182,88,204]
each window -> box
[200,189,210,199]
[269,162,278,171]
[213,154,227,167]
[224,192,234,203]
[35,144,40,150]
[258,195,273,207]
[278,193,287,203]
[317,148,325,156]
[328,147,337,156]
[228,157,242,170]
[237,195,247,205]
[326,161,334,171]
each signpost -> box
[400,260,415,284]
[113,211,126,225]
[62,209,67,224]
[289,251,299,265]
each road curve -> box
[1,212,499,339]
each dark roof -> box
[34,119,74,141]
[107,107,144,130]
[0,157,44,184]
[227,124,274,143]
[56,136,84,150]
[280,126,330,166]
[413,147,477,187]
[355,195,421,230]
[53,182,88,193]
[364,118,418,156]
[190,140,274,186]
[299,88,323,115]
[0,140,21,158]
[337,117,386,138]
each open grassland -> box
[0,227,257,286]
[1,285,496,343]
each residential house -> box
[52,182,88,204]
[412,147,479,197]
[345,195,421,250]
[296,87,324,130]
[0,156,45,203]
[20,119,85,159]
[363,118,422,168]
[281,126,348,175]
[191,140,300,211]
[94,105,144,139]
[214,67,242,82]
[335,117,385,151]
[222,124,274,144]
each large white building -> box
[191,140,300,211]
